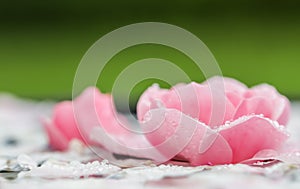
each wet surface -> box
[0,95,299,188]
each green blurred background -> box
[0,0,299,109]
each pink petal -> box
[218,115,289,163]
[191,84,235,126]
[250,84,279,98]
[226,91,244,107]
[272,96,290,126]
[233,97,273,120]
[90,126,170,165]
[43,118,69,151]
[141,108,233,165]
[249,84,290,125]
[137,84,169,121]
[241,149,300,165]
[234,84,290,126]
[204,76,247,108]
[73,87,127,144]
[137,82,236,127]
[53,101,83,141]
[203,76,248,95]
[89,108,198,164]
[181,128,233,166]
[165,82,202,121]
[45,87,131,151]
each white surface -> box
[0,95,300,189]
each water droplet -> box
[17,154,37,169]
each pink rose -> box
[44,76,291,166]
[44,87,127,151]
[44,101,83,151]
[137,76,290,165]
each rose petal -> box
[43,118,69,151]
[203,76,247,109]
[233,97,273,119]
[252,84,291,125]
[234,84,291,125]
[141,108,233,165]
[218,115,289,163]
[137,82,236,127]
[251,84,279,98]
[73,87,128,145]
[90,126,164,162]
[53,101,83,141]
[203,76,248,95]
[90,108,199,164]
[273,96,290,126]
[234,96,290,126]
[137,84,169,121]
[241,149,300,165]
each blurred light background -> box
[0,0,299,110]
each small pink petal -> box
[250,84,279,98]
[73,87,127,143]
[53,101,83,141]
[137,84,169,121]
[43,118,69,151]
[233,97,273,120]
[203,76,248,94]
[241,148,300,165]
[273,96,290,126]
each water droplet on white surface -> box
[17,154,37,169]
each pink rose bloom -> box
[44,76,291,166]
[137,76,290,165]
[44,87,127,151]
